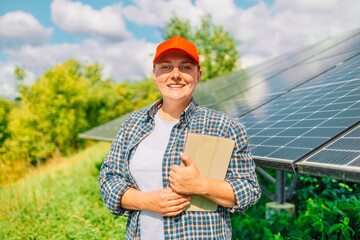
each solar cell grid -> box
[286,137,327,148]
[318,117,358,128]
[245,28,360,79]
[238,54,360,162]
[303,31,360,63]
[331,138,360,150]
[281,113,310,121]
[261,137,295,146]
[197,50,358,119]
[346,127,360,137]
[271,120,298,128]
[291,119,324,128]
[299,124,360,167]
[268,147,309,160]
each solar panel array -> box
[238,54,360,173]
[79,28,360,182]
[193,31,360,123]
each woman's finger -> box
[163,200,190,216]
[171,165,180,172]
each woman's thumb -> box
[180,152,193,167]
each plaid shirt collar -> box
[146,98,198,126]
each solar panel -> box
[237,54,360,171]
[194,30,360,119]
[243,28,360,80]
[297,123,360,182]
[195,50,359,120]
[78,113,130,141]
[303,30,360,63]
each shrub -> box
[231,175,359,240]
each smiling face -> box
[153,51,202,106]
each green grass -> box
[0,142,127,239]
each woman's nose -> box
[171,67,181,79]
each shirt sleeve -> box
[98,121,134,217]
[224,123,261,213]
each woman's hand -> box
[121,187,190,217]
[169,152,236,208]
[143,188,191,216]
[169,152,206,195]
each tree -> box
[0,100,14,168]
[161,15,192,41]
[161,14,240,81]
[0,100,12,147]
[131,76,162,109]
[4,60,90,163]
[13,67,28,101]
[83,63,134,128]
[2,59,162,167]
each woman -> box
[99,36,261,239]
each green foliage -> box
[3,106,56,165]
[0,142,127,239]
[84,64,133,127]
[131,76,162,109]
[14,66,26,81]
[162,14,240,81]
[3,60,89,166]
[162,14,192,40]
[13,67,28,100]
[231,176,360,240]
[1,59,161,184]
[0,99,12,147]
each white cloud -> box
[0,39,157,99]
[225,0,360,67]
[0,63,18,99]
[123,0,202,27]
[0,62,36,99]
[51,0,132,41]
[0,11,52,49]
[122,0,235,27]
[194,0,237,26]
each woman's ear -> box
[197,69,202,84]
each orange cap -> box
[153,36,200,68]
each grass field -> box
[0,142,127,239]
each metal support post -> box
[276,170,286,205]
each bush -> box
[231,175,360,240]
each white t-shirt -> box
[129,112,178,240]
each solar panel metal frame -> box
[296,123,360,182]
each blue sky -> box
[0,0,359,99]
[1,0,155,47]
[0,0,274,48]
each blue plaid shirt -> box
[99,98,261,239]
